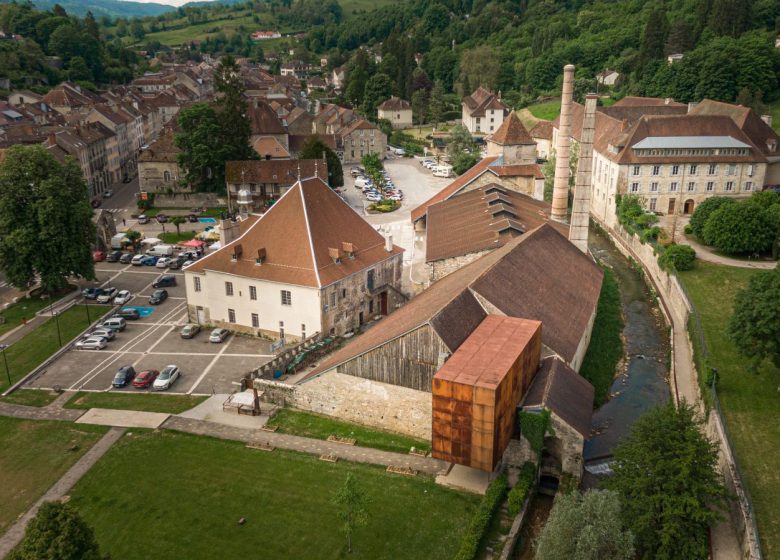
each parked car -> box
[75,336,107,350]
[187,214,199,223]
[96,287,118,304]
[132,369,159,389]
[149,289,168,305]
[167,257,184,270]
[180,251,201,261]
[209,328,229,343]
[106,250,122,262]
[115,307,140,320]
[113,290,132,305]
[156,257,173,269]
[142,255,158,266]
[156,214,168,223]
[102,317,127,331]
[180,324,200,339]
[103,189,114,198]
[152,365,180,391]
[93,251,106,262]
[366,193,382,202]
[152,275,177,288]
[82,287,104,300]
[137,215,150,225]
[89,328,115,341]
[131,254,146,266]
[119,252,134,264]
[182,260,195,269]
[112,366,136,388]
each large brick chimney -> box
[568,94,598,253]
[551,64,575,222]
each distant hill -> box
[0,0,175,18]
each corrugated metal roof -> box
[633,135,751,150]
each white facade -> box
[462,107,505,135]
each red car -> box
[93,251,106,262]
[132,369,160,388]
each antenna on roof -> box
[297,161,301,181]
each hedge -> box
[507,462,537,516]
[454,474,508,560]
[518,409,551,454]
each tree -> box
[448,124,479,175]
[124,229,141,252]
[411,89,428,125]
[604,402,727,559]
[362,72,393,116]
[0,145,95,293]
[299,135,344,188]
[534,490,634,560]
[214,55,253,161]
[459,45,501,92]
[421,2,449,35]
[658,244,696,271]
[708,0,752,37]
[639,7,668,71]
[689,196,733,239]
[332,473,368,554]
[9,501,104,560]
[170,216,186,236]
[702,201,776,254]
[728,267,780,374]
[130,18,145,40]
[428,80,445,127]
[175,103,231,193]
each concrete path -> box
[163,416,450,475]
[76,408,170,429]
[683,236,777,270]
[0,401,83,422]
[178,394,277,429]
[0,427,125,559]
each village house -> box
[247,99,289,148]
[530,121,553,160]
[252,30,282,40]
[337,118,385,164]
[330,66,346,90]
[252,136,290,160]
[184,176,404,341]
[596,69,620,86]
[138,127,182,193]
[462,86,508,134]
[280,60,312,79]
[224,159,327,211]
[377,96,412,128]
[45,123,114,196]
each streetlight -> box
[53,310,62,347]
[0,344,10,386]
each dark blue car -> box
[142,255,158,266]
[112,366,136,388]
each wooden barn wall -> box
[339,325,449,392]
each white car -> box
[96,287,118,304]
[113,290,132,305]
[152,365,180,391]
[75,336,107,350]
[366,193,383,202]
[131,254,146,266]
[156,257,172,269]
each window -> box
[632,165,640,176]
[669,181,678,192]
[281,290,292,306]
[164,170,171,182]
[301,324,306,339]
[249,286,257,300]
[251,313,259,328]
[725,181,734,192]
[747,164,755,177]
[689,164,698,175]
[279,321,284,339]
[329,292,336,306]
[727,164,737,175]
[649,198,657,211]
[227,308,236,323]
[706,181,715,192]
[193,277,201,292]
[650,182,659,192]
[341,288,346,299]
[671,165,679,175]
[652,165,661,176]
[745,181,753,191]
[630,182,640,193]
[687,182,696,192]
[225,282,233,296]
[708,163,717,175]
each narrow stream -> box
[583,231,671,463]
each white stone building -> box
[461,87,508,135]
[377,96,412,129]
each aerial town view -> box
[0,0,778,558]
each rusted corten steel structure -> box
[432,316,542,472]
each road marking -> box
[186,335,236,395]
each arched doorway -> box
[539,436,563,496]
[684,199,695,215]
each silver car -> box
[209,328,229,343]
[113,290,132,305]
[152,365,180,391]
[75,336,107,350]
[89,328,115,341]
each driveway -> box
[25,261,274,395]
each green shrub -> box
[368,199,399,213]
[454,474,508,560]
[684,224,693,235]
[507,463,537,516]
[689,196,733,239]
[658,244,696,272]
[518,409,551,454]
[703,202,776,254]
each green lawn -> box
[0,389,59,407]
[0,286,77,337]
[678,262,780,558]
[768,99,780,134]
[579,267,624,406]
[65,391,207,414]
[0,305,112,392]
[69,430,477,560]
[160,230,198,244]
[526,99,561,121]
[267,408,431,454]
[0,416,106,534]
[138,13,256,46]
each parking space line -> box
[185,336,236,395]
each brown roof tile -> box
[530,120,553,140]
[489,112,535,146]
[689,99,780,157]
[225,159,327,184]
[247,100,286,135]
[252,136,290,159]
[378,96,411,111]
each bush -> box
[518,409,551,454]
[684,224,693,235]
[454,475,508,560]
[703,202,776,254]
[689,196,733,239]
[368,199,399,213]
[507,463,537,516]
[658,244,696,271]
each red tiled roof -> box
[225,159,327,184]
[247,100,286,135]
[378,96,411,111]
[489,112,535,146]
[530,120,553,140]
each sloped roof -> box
[185,177,402,288]
[463,87,507,117]
[523,357,595,437]
[378,96,411,111]
[252,136,290,159]
[225,159,327,184]
[530,120,553,141]
[247,100,286,135]
[305,224,603,380]
[488,112,535,146]
[690,99,780,158]
[612,96,685,108]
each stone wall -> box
[255,371,432,439]
[152,192,226,209]
[429,250,491,282]
[549,413,585,479]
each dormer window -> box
[768,139,778,153]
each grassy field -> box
[526,99,561,121]
[160,230,198,244]
[69,430,477,560]
[579,267,624,406]
[65,391,207,414]
[768,99,780,134]
[267,408,431,454]
[137,13,256,46]
[0,286,77,338]
[0,389,59,407]
[0,416,106,534]
[678,262,780,558]
[0,305,112,393]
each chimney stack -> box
[761,114,773,127]
[551,64,575,222]
[385,234,393,253]
[568,94,598,253]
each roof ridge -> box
[298,180,322,287]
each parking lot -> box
[25,261,275,395]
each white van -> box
[354,177,371,188]
[102,317,126,332]
[147,244,174,257]
[433,165,453,178]
[110,233,129,250]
